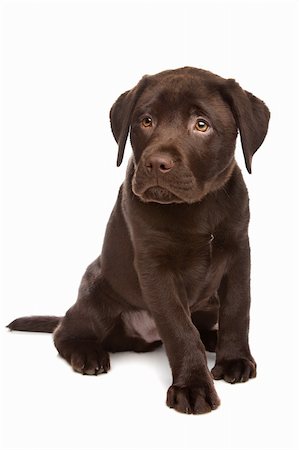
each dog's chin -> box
[135,186,184,204]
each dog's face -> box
[110,67,270,204]
[130,73,238,204]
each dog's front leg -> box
[212,238,256,383]
[135,255,220,414]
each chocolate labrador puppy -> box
[8,67,270,414]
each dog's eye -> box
[195,119,209,132]
[141,117,153,128]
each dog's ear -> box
[221,79,270,173]
[110,76,148,167]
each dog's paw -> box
[211,358,256,383]
[71,346,110,375]
[57,339,110,375]
[166,382,220,414]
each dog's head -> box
[110,67,270,204]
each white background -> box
[1,1,299,449]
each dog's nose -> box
[145,155,175,174]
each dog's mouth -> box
[137,186,183,204]
[131,160,199,204]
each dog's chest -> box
[179,235,218,303]
[121,235,222,343]
[172,233,214,277]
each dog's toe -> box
[166,383,220,415]
[211,358,256,383]
[72,348,110,375]
[57,338,110,375]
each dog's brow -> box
[133,104,155,119]
[190,102,213,118]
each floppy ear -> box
[110,76,148,167]
[221,79,270,173]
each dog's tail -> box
[7,316,62,333]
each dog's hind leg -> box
[191,303,219,353]
[53,258,121,375]
[196,329,218,353]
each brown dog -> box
[8,67,270,414]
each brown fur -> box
[7,67,270,414]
